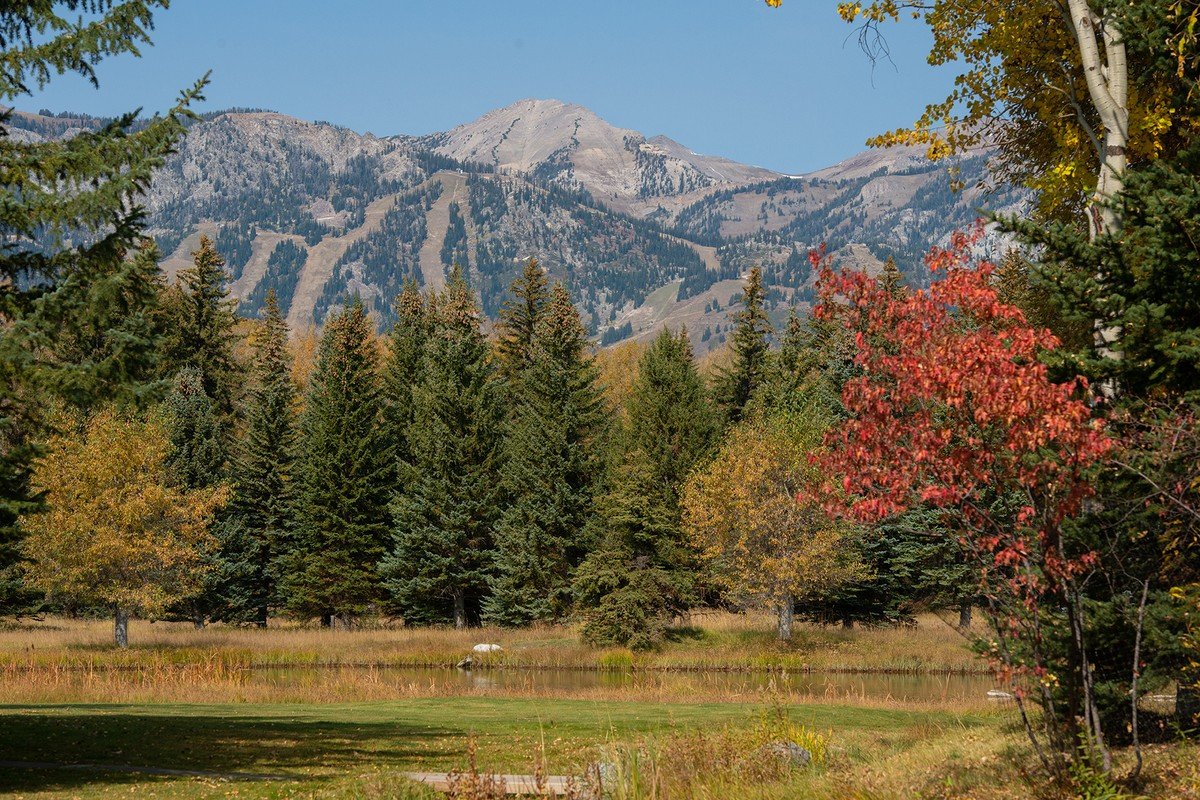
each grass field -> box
[1,614,1196,798]
[0,697,1012,799]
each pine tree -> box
[878,255,904,297]
[0,3,205,614]
[382,280,427,467]
[494,258,550,381]
[572,453,695,649]
[283,299,390,627]
[383,268,504,628]
[161,236,241,418]
[484,283,608,625]
[223,291,297,626]
[625,328,717,509]
[573,328,714,644]
[160,366,226,627]
[714,267,772,426]
[163,367,225,491]
[34,240,168,416]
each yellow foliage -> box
[1173,584,1200,686]
[288,325,320,390]
[20,409,226,616]
[765,0,1200,222]
[595,340,645,421]
[681,409,865,606]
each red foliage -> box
[807,225,1111,593]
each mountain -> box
[423,98,780,217]
[8,103,1025,349]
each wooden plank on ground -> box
[403,771,578,795]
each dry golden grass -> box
[0,610,984,671]
[0,611,994,706]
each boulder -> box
[756,740,811,768]
[455,656,474,670]
[472,643,503,653]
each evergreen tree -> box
[223,291,297,626]
[993,249,1094,365]
[484,283,608,625]
[714,267,772,426]
[383,269,504,628]
[572,453,695,649]
[0,2,204,614]
[573,328,714,644]
[33,240,168,416]
[625,328,717,509]
[494,258,550,380]
[161,236,241,418]
[161,366,227,627]
[283,299,390,627]
[757,310,831,415]
[878,255,904,297]
[382,280,427,467]
[163,367,225,491]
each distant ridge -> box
[7,102,1024,349]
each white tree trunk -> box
[776,594,795,640]
[113,607,129,649]
[1066,0,1129,241]
[1065,0,1129,369]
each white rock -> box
[472,643,503,653]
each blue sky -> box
[22,1,952,173]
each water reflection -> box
[252,664,998,702]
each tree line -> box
[11,232,987,651]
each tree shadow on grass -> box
[0,705,459,794]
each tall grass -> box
[0,611,985,673]
[0,612,996,705]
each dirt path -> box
[417,171,468,292]
[285,192,399,329]
[404,771,578,795]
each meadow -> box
[1,613,1197,799]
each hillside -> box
[9,104,1024,349]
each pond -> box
[249,665,1001,703]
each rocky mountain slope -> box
[422,98,779,218]
[10,102,1025,349]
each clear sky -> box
[22,1,952,174]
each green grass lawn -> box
[0,698,1001,799]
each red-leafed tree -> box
[808,225,1114,776]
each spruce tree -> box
[284,299,390,627]
[383,268,504,628]
[223,291,297,626]
[878,255,904,297]
[0,3,204,614]
[494,258,550,380]
[572,453,695,649]
[714,267,772,426]
[573,328,714,644]
[35,240,168,416]
[161,236,241,418]
[164,367,226,491]
[625,328,717,509]
[161,366,226,627]
[484,283,608,625]
[382,280,427,467]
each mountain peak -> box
[430,98,778,212]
